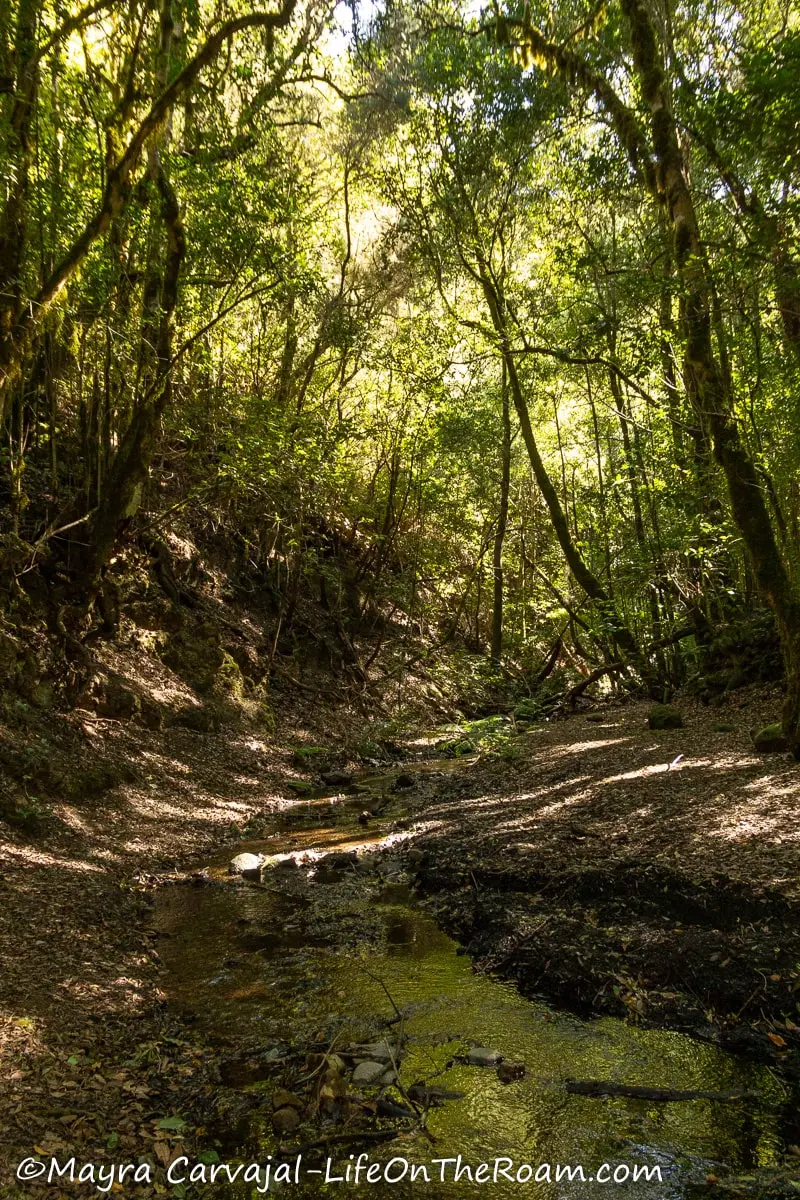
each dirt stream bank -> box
[2,683,800,1195]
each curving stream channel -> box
[153,759,792,1199]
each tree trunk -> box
[82,169,185,587]
[490,360,511,663]
[477,261,648,677]
[620,0,800,750]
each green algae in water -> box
[153,799,790,1200]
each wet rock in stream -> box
[497,1060,526,1084]
[347,1040,398,1062]
[352,1060,389,1085]
[321,771,355,787]
[228,852,263,877]
[466,1045,503,1067]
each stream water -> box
[153,760,791,1198]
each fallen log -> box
[565,1079,755,1102]
[565,662,624,707]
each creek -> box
[153,757,792,1198]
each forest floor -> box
[402,685,800,1075]
[0,669,370,1198]
[2,676,800,1195]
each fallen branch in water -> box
[287,1129,400,1157]
[565,1079,756,1102]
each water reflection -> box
[153,794,789,1199]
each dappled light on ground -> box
[411,696,800,892]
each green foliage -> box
[0,0,798,722]
[514,697,543,723]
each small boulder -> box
[467,1047,503,1067]
[393,772,415,790]
[292,746,333,771]
[497,1061,526,1084]
[647,703,683,730]
[229,852,262,878]
[752,723,789,753]
[272,1088,303,1111]
[287,780,314,796]
[271,1106,300,1135]
[319,851,356,870]
[349,1040,397,1062]
[321,771,354,787]
[352,1061,387,1085]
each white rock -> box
[352,1061,387,1085]
[467,1047,503,1067]
[229,852,262,877]
[350,1040,397,1062]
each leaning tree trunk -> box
[620,0,800,751]
[490,360,511,663]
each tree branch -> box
[0,0,300,417]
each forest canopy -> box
[1,0,799,740]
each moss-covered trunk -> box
[620,0,800,751]
[490,362,511,663]
[82,169,185,588]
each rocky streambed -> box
[151,755,800,1199]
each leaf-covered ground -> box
[398,686,800,1084]
[0,659,368,1198]
[3,679,800,1195]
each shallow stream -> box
[153,759,792,1198]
